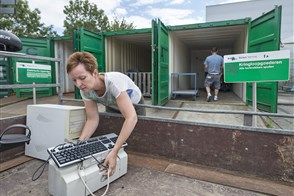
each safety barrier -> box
[125,72,152,97]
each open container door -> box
[73,28,104,99]
[152,19,169,105]
[246,6,282,113]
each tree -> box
[0,0,58,37]
[63,0,109,36]
[108,16,135,32]
[63,0,135,36]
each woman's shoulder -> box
[105,71,125,76]
[105,72,129,80]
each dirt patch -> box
[276,136,294,182]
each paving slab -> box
[0,154,278,196]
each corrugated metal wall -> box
[105,36,151,72]
[54,39,74,93]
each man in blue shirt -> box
[204,47,223,102]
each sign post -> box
[252,82,257,126]
[224,50,290,126]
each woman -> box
[66,51,146,176]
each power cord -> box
[75,141,111,196]
[78,163,110,196]
[32,156,50,181]
[78,163,95,196]
[101,169,110,196]
[32,143,69,181]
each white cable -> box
[78,164,111,196]
[78,164,96,196]
[101,169,110,196]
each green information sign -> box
[16,62,51,83]
[224,50,290,83]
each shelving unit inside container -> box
[171,72,198,101]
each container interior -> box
[105,33,152,73]
[105,23,248,100]
[172,24,248,100]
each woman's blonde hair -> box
[66,52,98,74]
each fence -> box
[0,51,63,104]
[125,72,152,97]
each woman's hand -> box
[102,150,117,176]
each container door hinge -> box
[151,44,157,51]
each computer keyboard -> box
[47,133,127,168]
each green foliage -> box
[108,16,135,32]
[0,0,58,37]
[63,0,135,36]
[0,0,136,38]
[63,0,110,36]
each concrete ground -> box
[270,92,294,130]
[2,151,293,196]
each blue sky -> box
[27,0,249,35]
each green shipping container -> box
[52,6,282,112]
[0,57,11,98]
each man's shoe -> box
[214,96,218,101]
[207,95,212,102]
